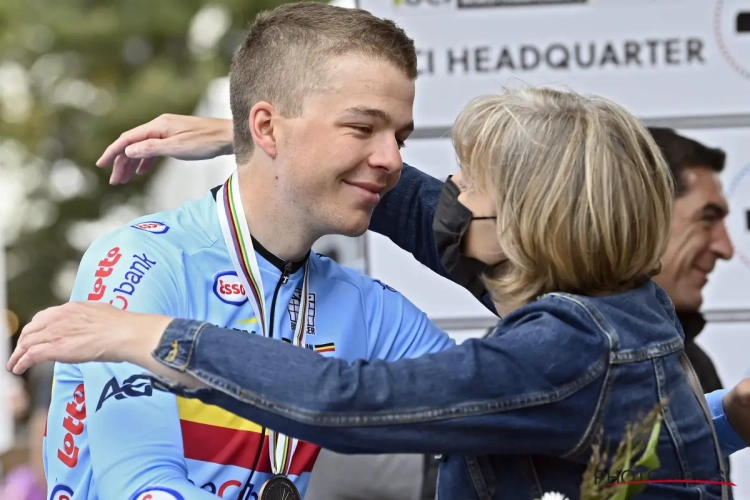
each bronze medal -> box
[258,475,301,500]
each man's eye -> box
[701,215,720,227]
[351,126,372,134]
[396,139,407,150]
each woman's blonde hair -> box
[453,86,673,307]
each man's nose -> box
[370,138,403,175]
[711,221,734,260]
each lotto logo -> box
[87,247,122,301]
[213,271,248,306]
[132,221,170,234]
[57,384,86,468]
[50,484,74,500]
[132,487,185,500]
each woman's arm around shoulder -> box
[150,295,611,457]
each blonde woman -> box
[9,88,744,500]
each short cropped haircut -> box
[453,87,674,307]
[647,127,726,197]
[229,2,418,164]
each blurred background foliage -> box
[0,0,313,325]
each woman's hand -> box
[6,302,172,374]
[97,114,233,185]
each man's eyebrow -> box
[702,202,728,218]
[341,106,414,132]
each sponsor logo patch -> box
[288,288,316,335]
[50,484,74,500]
[86,247,156,311]
[57,384,86,468]
[88,247,122,301]
[200,479,246,497]
[131,486,185,500]
[373,279,398,293]
[213,271,248,306]
[96,374,161,412]
[108,253,158,310]
[313,342,335,354]
[131,221,170,234]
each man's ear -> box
[249,101,277,159]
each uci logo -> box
[213,271,248,306]
[739,12,750,34]
[714,1,750,81]
[50,484,74,500]
[132,221,170,234]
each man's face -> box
[275,54,415,237]
[655,167,734,311]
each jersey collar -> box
[211,185,309,274]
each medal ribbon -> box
[216,170,310,477]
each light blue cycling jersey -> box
[43,187,455,500]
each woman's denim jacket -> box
[152,165,745,500]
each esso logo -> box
[50,484,74,500]
[132,221,170,234]
[132,487,185,500]
[213,271,248,306]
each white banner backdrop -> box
[356,0,750,129]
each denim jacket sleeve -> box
[150,297,610,457]
[369,163,451,283]
[369,163,496,311]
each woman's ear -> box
[248,101,277,159]
[648,261,663,277]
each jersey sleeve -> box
[67,229,217,500]
[706,388,748,456]
[363,278,456,362]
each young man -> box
[43,4,454,500]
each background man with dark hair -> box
[648,127,734,394]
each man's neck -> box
[235,165,318,263]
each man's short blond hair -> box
[229,2,418,164]
[453,87,674,307]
